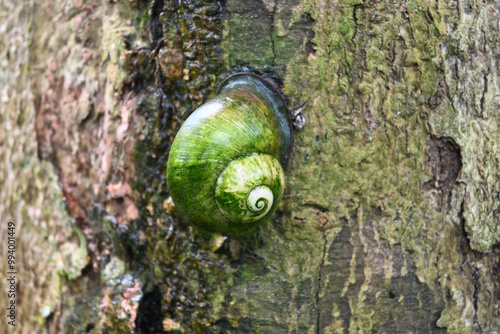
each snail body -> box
[166,73,292,235]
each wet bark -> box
[1,0,499,333]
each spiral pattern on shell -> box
[167,74,292,235]
[215,153,284,224]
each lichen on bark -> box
[220,0,500,332]
[1,0,500,333]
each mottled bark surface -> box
[1,0,499,333]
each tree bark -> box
[1,0,499,333]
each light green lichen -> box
[214,0,500,332]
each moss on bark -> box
[1,0,499,333]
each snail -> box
[166,73,293,235]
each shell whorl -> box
[246,186,273,214]
[215,153,284,224]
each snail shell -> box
[166,73,292,235]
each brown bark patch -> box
[429,72,448,111]
[422,136,462,192]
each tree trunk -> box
[1,0,499,333]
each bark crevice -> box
[315,230,328,334]
[270,0,278,67]
[458,194,483,333]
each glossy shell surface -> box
[167,74,292,235]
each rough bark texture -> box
[1,0,499,333]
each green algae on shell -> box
[166,73,292,235]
